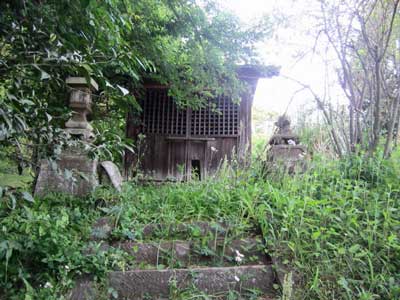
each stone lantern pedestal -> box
[34,77,99,197]
[266,116,307,174]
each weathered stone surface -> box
[66,77,99,91]
[269,145,306,160]
[266,115,307,174]
[174,241,191,264]
[271,257,301,300]
[36,76,99,197]
[114,238,268,267]
[65,77,97,141]
[114,240,190,265]
[109,265,275,299]
[34,150,98,197]
[268,145,306,174]
[68,276,96,300]
[99,161,123,191]
[269,134,300,146]
[65,128,94,141]
[223,238,270,265]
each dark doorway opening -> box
[191,160,201,180]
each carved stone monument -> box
[34,77,99,196]
[266,115,306,174]
[64,77,98,140]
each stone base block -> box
[68,276,97,300]
[268,145,307,174]
[109,265,275,299]
[34,150,98,197]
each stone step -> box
[109,264,276,299]
[90,218,258,242]
[139,221,230,239]
[113,237,269,267]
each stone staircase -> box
[70,219,282,299]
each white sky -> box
[219,0,340,123]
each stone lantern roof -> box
[268,115,300,146]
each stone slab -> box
[68,276,96,300]
[66,77,98,91]
[269,145,306,161]
[115,240,190,266]
[114,238,269,267]
[109,265,275,299]
[99,161,123,191]
[222,238,270,265]
[34,150,98,197]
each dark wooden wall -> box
[133,134,240,181]
[125,75,259,181]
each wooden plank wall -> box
[138,135,239,180]
[125,79,258,180]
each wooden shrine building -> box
[125,65,278,180]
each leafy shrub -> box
[0,193,125,300]
[1,151,399,299]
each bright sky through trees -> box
[220,0,336,120]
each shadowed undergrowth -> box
[1,152,399,299]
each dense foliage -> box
[1,1,399,299]
[0,0,274,175]
[1,148,399,299]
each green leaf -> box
[105,81,114,89]
[117,85,129,96]
[32,64,49,80]
[49,33,57,42]
[7,193,16,209]
[40,70,50,80]
[312,231,321,240]
[80,0,90,9]
[45,112,52,122]
[81,63,93,76]
[20,99,35,106]
[135,57,146,70]
[349,244,360,254]
[22,191,34,202]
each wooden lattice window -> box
[191,95,239,136]
[142,89,239,137]
[142,88,186,135]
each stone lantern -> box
[266,116,306,174]
[34,77,99,196]
[65,77,98,141]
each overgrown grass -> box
[94,167,262,241]
[1,150,399,299]
[0,194,127,300]
[257,154,400,299]
[94,151,400,299]
[0,160,32,189]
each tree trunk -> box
[383,93,400,158]
[369,59,381,154]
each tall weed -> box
[257,154,400,299]
[1,150,399,299]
